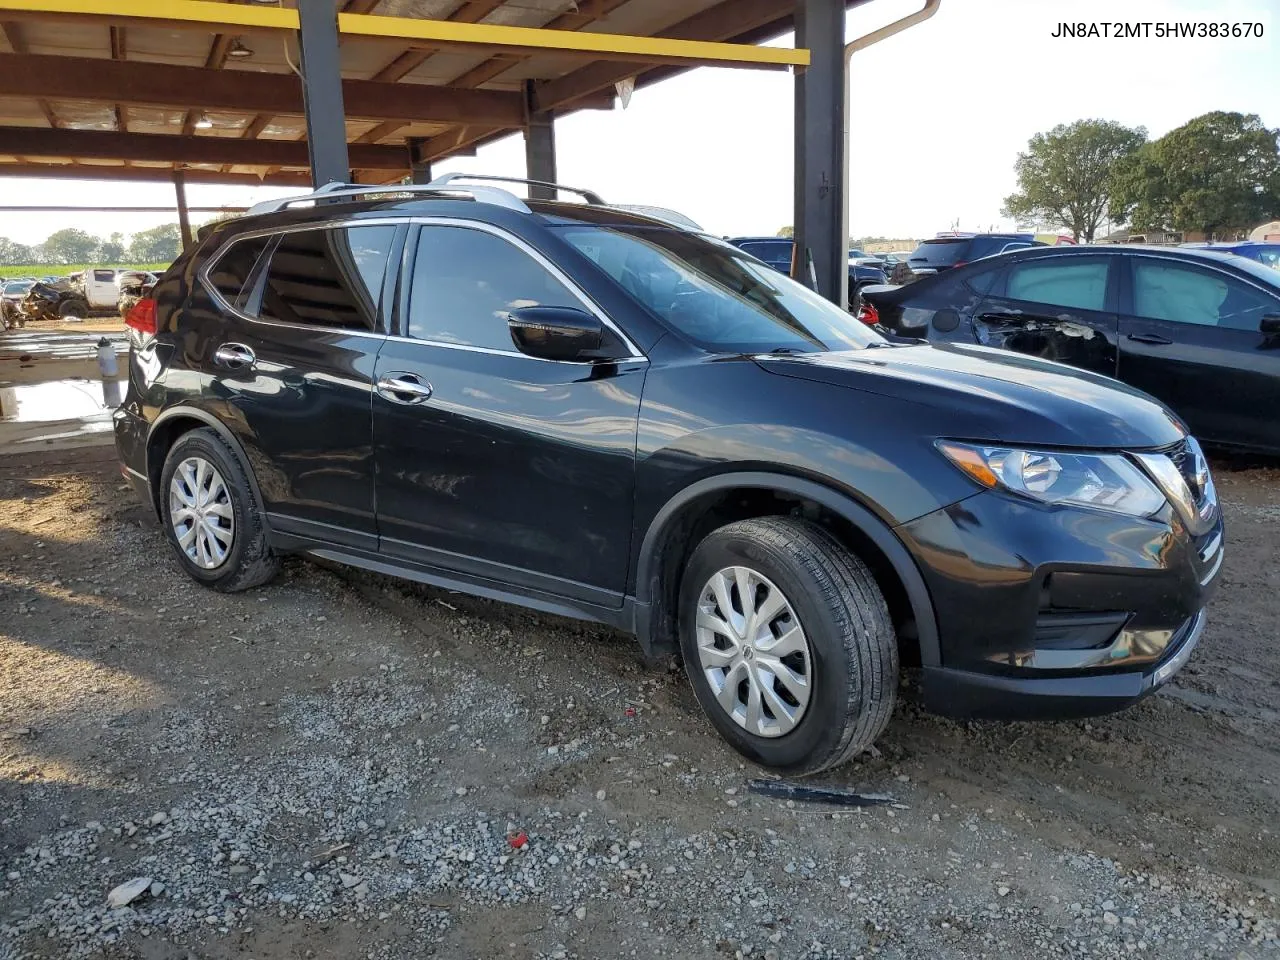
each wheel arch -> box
[146,406,265,519]
[633,472,940,668]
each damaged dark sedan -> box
[861,245,1280,455]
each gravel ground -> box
[1,449,1277,959]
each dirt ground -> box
[1,447,1277,959]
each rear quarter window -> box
[205,234,272,306]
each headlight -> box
[937,441,1166,518]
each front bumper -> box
[921,607,1206,719]
[899,484,1223,721]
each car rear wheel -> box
[58,299,88,319]
[159,428,280,592]
[678,517,898,775]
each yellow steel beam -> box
[0,0,297,31]
[338,12,810,68]
[0,0,809,68]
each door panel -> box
[972,254,1120,377]
[373,342,647,602]
[1117,257,1280,451]
[372,222,646,604]
[191,225,397,547]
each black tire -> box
[159,427,280,592]
[58,299,88,319]
[678,516,898,775]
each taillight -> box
[125,297,157,335]
[858,302,880,326]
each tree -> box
[1001,119,1147,242]
[128,223,182,263]
[42,227,100,265]
[0,236,35,266]
[777,225,794,238]
[1112,111,1280,240]
[98,232,126,263]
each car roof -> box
[998,243,1249,263]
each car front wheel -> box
[678,516,898,775]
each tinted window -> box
[1244,244,1280,269]
[910,239,968,266]
[407,225,581,350]
[963,264,1004,295]
[737,240,792,270]
[966,236,1020,260]
[257,226,394,331]
[560,226,880,354]
[1132,260,1278,331]
[94,269,115,283]
[1005,259,1108,311]
[207,235,271,305]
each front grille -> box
[1164,437,1215,525]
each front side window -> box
[1132,260,1277,331]
[94,269,115,283]
[256,225,395,331]
[407,225,582,350]
[1005,258,1108,312]
[559,226,881,354]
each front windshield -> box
[4,281,32,294]
[557,225,882,353]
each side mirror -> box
[1260,315,1280,335]
[507,305,608,362]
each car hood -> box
[756,342,1185,449]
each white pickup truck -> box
[58,269,158,319]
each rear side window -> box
[966,236,1017,260]
[1246,245,1280,268]
[1005,259,1108,311]
[206,235,271,305]
[93,269,115,283]
[910,239,968,266]
[406,225,582,350]
[737,240,792,264]
[256,226,395,331]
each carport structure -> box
[0,0,908,305]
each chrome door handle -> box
[376,373,434,404]
[214,343,256,368]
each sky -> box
[0,0,1276,247]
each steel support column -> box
[407,139,432,184]
[296,0,350,187]
[523,80,557,199]
[793,0,847,308]
[173,168,192,251]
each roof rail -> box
[428,172,606,206]
[245,180,532,217]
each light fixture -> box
[194,113,214,130]
[227,37,253,59]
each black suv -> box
[115,175,1222,775]
[907,233,1042,274]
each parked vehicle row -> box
[114,175,1221,774]
[0,268,158,329]
[862,244,1280,454]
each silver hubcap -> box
[696,566,812,738]
[169,457,235,570]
